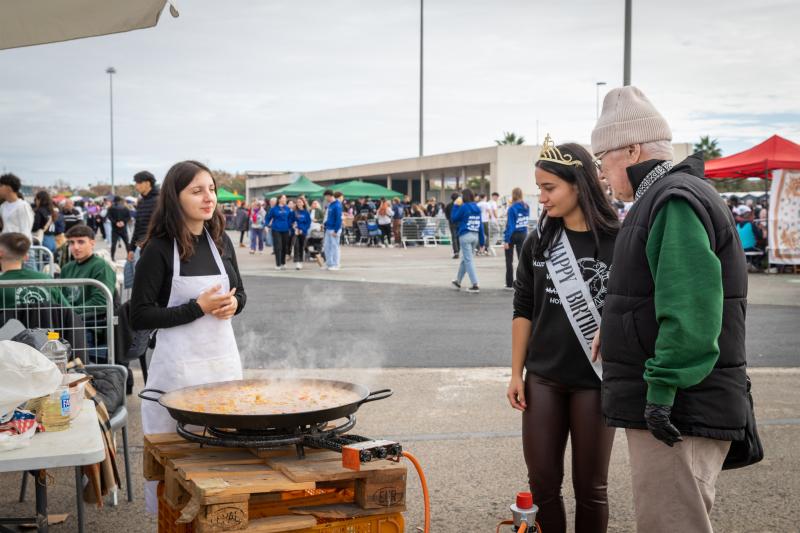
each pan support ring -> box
[175,415,357,455]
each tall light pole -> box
[623,0,631,85]
[106,66,116,195]
[418,0,424,158]
[596,81,607,119]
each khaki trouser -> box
[626,429,731,533]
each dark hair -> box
[113,195,122,203]
[133,170,156,185]
[461,188,476,203]
[0,232,31,260]
[450,192,459,201]
[65,224,95,240]
[533,143,619,260]
[0,173,22,195]
[323,189,334,197]
[333,191,343,199]
[491,192,499,197]
[145,160,226,260]
[34,190,57,219]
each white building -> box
[246,143,693,204]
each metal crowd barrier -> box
[28,245,55,274]
[0,278,115,364]
[400,217,449,248]
[399,216,536,249]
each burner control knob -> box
[360,450,373,463]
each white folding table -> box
[0,399,105,533]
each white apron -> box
[141,232,243,513]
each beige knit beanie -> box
[591,86,672,154]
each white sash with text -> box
[544,230,603,379]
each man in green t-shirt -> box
[60,224,116,316]
[0,232,69,307]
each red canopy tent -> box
[704,135,800,179]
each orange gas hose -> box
[496,520,514,533]
[402,451,430,533]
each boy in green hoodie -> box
[61,224,117,361]
[0,232,70,307]
[61,224,116,314]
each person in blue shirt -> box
[292,197,312,270]
[266,194,292,269]
[323,190,343,270]
[450,188,485,293]
[504,187,530,290]
[734,204,764,271]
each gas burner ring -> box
[175,415,358,453]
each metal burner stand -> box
[176,415,358,458]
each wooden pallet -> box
[144,433,407,533]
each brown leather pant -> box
[522,373,615,533]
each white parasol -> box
[0,0,179,50]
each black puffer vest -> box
[601,154,748,441]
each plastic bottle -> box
[41,331,68,375]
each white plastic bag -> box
[0,340,62,421]
[0,418,37,452]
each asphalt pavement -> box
[235,276,800,369]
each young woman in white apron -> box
[130,160,246,514]
[506,137,619,533]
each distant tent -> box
[216,188,244,202]
[266,175,325,198]
[334,180,403,199]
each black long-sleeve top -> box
[129,188,159,251]
[32,206,56,235]
[513,228,616,389]
[107,203,131,225]
[130,232,246,330]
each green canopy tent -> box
[216,188,244,202]
[266,175,325,198]
[334,180,403,199]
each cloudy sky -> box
[1,0,798,187]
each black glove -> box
[644,402,683,447]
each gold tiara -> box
[538,133,582,167]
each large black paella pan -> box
[138,378,392,430]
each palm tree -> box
[694,136,722,160]
[495,132,525,145]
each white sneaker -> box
[295,263,302,270]
[328,266,340,271]
[275,265,282,270]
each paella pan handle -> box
[138,388,166,402]
[359,388,393,405]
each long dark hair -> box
[145,160,226,260]
[34,190,57,219]
[533,143,618,260]
[461,188,476,203]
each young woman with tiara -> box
[506,135,620,533]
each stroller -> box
[306,224,324,261]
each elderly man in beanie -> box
[590,86,748,532]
